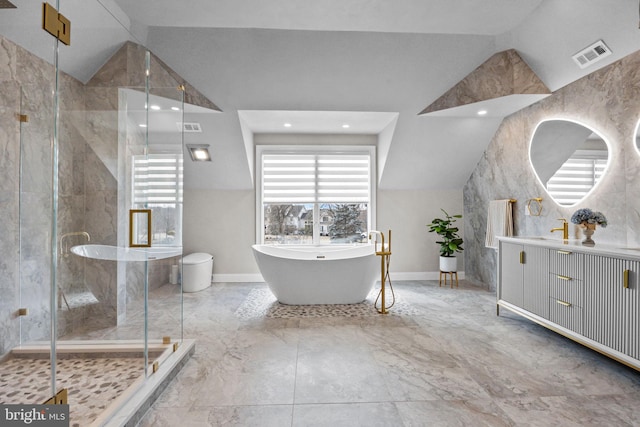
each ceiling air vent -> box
[572,40,612,69]
[177,122,202,133]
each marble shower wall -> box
[1,35,212,356]
[0,36,56,355]
[0,34,100,346]
[464,48,640,291]
[88,41,190,312]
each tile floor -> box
[138,280,640,426]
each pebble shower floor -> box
[0,356,144,426]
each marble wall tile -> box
[1,35,210,355]
[0,81,19,193]
[0,189,19,356]
[87,40,220,111]
[55,74,92,334]
[0,144,18,359]
[18,80,54,195]
[84,110,119,185]
[83,257,117,328]
[126,258,176,305]
[19,258,52,342]
[57,195,86,239]
[84,189,117,244]
[125,264,145,303]
[84,87,119,112]
[15,43,55,90]
[85,43,131,88]
[421,50,549,114]
[0,36,56,355]
[58,116,87,197]
[19,192,52,261]
[464,48,640,290]
[0,36,17,83]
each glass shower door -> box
[0,0,59,402]
[16,79,57,402]
[139,85,185,354]
[1,0,187,421]
[119,80,185,371]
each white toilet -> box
[181,253,213,292]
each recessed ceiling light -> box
[284,123,292,128]
[186,144,211,161]
[477,110,488,116]
[139,124,147,128]
[171,106,181,111]
[342,124,350,129]
[150,105,161,110]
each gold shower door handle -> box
[129,209,152,247]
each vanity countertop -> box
[497,236,640,261]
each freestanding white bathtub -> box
[251,244,379,305]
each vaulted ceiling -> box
[3,0,640,191]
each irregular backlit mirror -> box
[530,119,609,207]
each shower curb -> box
[103,339,196,427]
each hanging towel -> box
[485,199,514,249]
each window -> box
[257,146,375,244]
[132,154,183,246]
[546,149,607,206]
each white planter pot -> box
[439,256,457,272]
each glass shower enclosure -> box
[0,0,189,423]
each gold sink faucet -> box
[550,218,569,240]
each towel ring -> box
[526,198,543,216]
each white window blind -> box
[262,153,370,203]
[132,154,184,205]
[546,150,607,206]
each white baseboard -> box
[389,271,465,281]
[212,272,464,283]
[212,273,265,283]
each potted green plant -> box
[427,209,464,272]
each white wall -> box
[377,189,464,279]
[183,189,260,281]
[255,133,378,146]
[183,187,464,281]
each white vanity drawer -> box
[549,297,583,334]
[549,249,584,280]
[549,274,583,307]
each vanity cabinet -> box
[498,237,640,371]
[548,249,583,334]
[499,242,549,318]
[583,255,639,359]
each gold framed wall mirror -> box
[129,209,152,247]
